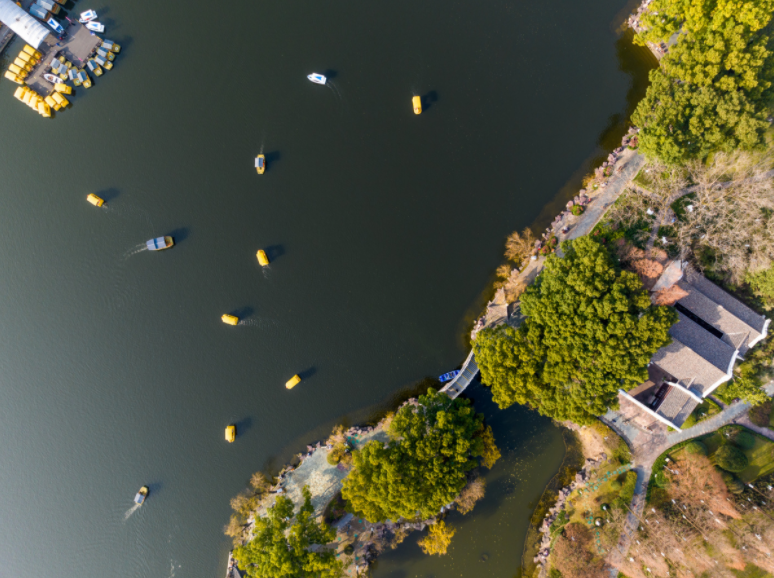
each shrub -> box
[327,447,344,466]
[712,445,749,473]
[549,569,563,578]
[610,478,622,490]
[684,441,708,455]
[653,470,669,488]
[614,471,637,509]
[734,431,756,450]
[746,266,774,307]
[571,204,584,216]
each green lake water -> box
[0,0,654,576]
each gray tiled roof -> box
[676,278,762,355]
[656,386,697,424]
[683,268,768,335]
[651,337,729,396]
[668,312,736,374]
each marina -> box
[1,0,121,114]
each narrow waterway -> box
[0,0,653,576]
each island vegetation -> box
[342,388,498,522]
[226,388,500,576]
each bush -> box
[549,569,563,578]
[713,445,749,473]
[571,205,584,216]
[653,470,669,488]
[749,400,773,428]
[614,471,637,509]
[610,478,622,490]
[327,448,343,466]
[734,431,757,450]
[684,441,708,455]
[746,266,774,307]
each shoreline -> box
[225,4,659,577]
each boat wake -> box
[238,318,277,329]
[122,244,148,260]
[124,503,141,520]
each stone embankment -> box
[533,455,607,567]
[472,127,644,341]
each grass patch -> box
[731,564,774,578]
[682,398,722,429]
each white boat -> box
[85,21,105,33]
[146,236,174,251]
[307,73,326,85]
[79,10,98,23]
[43,73,61,84]
[47,18,64,35]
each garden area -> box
[681,398,722,429]
[649,425,774,504]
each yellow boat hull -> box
[256,250,270,266]
[412,95,422,115]
[225,425,236,443]
[87,194,105,207]
[221,314,239,326]
[286,374,301,389]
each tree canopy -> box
[632,0,774,163]
[233,487,342,578]
[474,236,677,425]
[341,388,492,523]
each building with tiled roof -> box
[619,262,769,432]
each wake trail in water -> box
[124,503,141,520]
[238,318,277,329]
[122,244,148,260]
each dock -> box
[24,21,101,97]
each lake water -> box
[0,0,653,576]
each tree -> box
[233,486,342,578]
[505,227,536,264]
[479,425,501,469]
[455,477,486,515]
[551,523,607,578]
[341,389,493,522]
[417,520,455,555]
[719,375,770,406]
[632,0,774,163]
[712,444,749,472]
[474,236,677,424]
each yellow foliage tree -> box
[418,521,456,556]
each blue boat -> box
[146,236,174,251]
[439,370,460,383]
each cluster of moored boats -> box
[4,6,121,117]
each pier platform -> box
[24,21,100,96]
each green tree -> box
[632,0,774,163]
[233,487,342,578]
[475,236,677,425]
[341,389,492,522]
